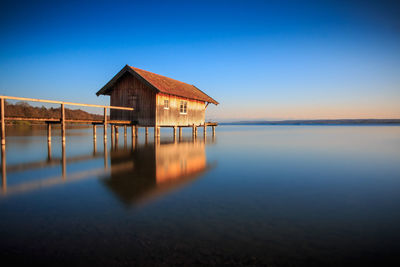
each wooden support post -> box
[203,124,207,137]
[93,125,96,141]
[131,128,136,151]
[61,103,65,143]
[1,98,5,146]
[179,127,182,140]
[47,123,52,143]
[145,127,149,136]
[131,125,137,137]
[111,125,115,150]
[123,125,127,149]
[103,107,107,141]
[212,126,216,136]
[155,126,160,137]
[115,126,119,148]
[173,126,177,140]
[192,125,197,138]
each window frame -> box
[180,100,187,114]
[164,99,169,110]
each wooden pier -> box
[0,95,218,147]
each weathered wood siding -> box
[156,93,205,126]
[110,73,156,126]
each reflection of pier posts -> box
[1,145,6,193]
[61,103,65,144]
[62,142,66,179]
[104,139,108,170]
[47,141,52,161]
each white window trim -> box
[180,101,187,114]
[164,99,169,110]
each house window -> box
[180,101,187,114]
[164,99,169,109]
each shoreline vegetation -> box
[3,100,104,125]
[222,119,400,125]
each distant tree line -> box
[4,101,105,123]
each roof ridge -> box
[129,65,192,86]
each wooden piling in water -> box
[103,108,107,141]
[47,123,51,143]
[61,104,65,143]
[93,125,96,141]
[115,126,119,148]
[145,127,149,136]
[155,126,160,137]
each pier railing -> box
[0,95,134,145]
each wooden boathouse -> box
[96,65,219,136]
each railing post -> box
[61,103,65,143]
[103,108,107,141]
[1,97,5,146]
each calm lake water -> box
[1,125,400,266]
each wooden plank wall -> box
[156,93,205,126]
[110,73,156,126]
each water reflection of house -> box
[103,141,209,207]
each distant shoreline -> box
[220,119,400,125]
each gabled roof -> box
[96,65,219,105]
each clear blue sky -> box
[1,0,399,120]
